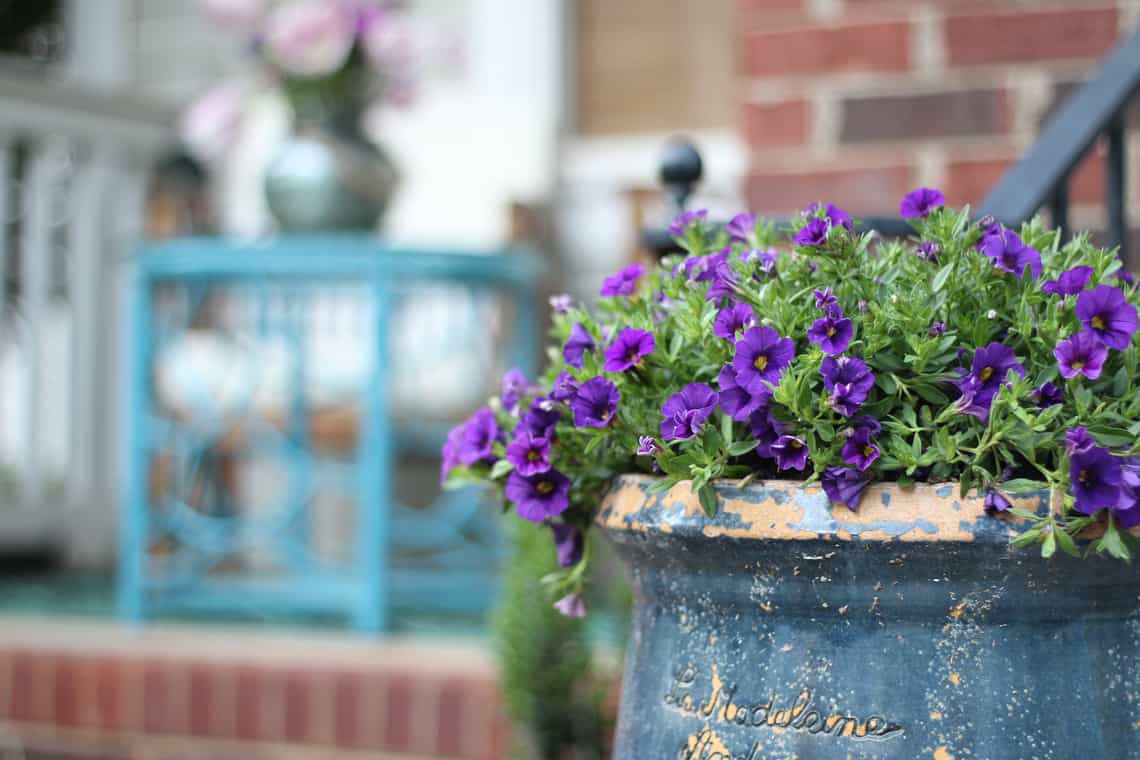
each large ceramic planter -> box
[598,474,1140,759]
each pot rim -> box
[596,473,1046,545]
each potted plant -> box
[183,0,416,232]
[444,190,1140,759]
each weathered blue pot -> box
[599,475,1140,760]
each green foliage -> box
[494,520,609,759]
[452,200,1140,602]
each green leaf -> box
[489,459,515,480]
[1055,527,1080,558]
[1041,530,1057,559]
[697,482,718,518]
[1001,478,1046,494]
[728,440,759,456]
[932,263,954,293]
[1087,425,1134,448]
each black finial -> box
[659,139,703,215]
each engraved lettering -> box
[665,665,905,751]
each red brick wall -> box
[737,0,1139,235]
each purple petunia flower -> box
[1114,458,1140,528]
[771,434,810,472]
[853,415,882,435]
[505,431,552,477]
[637,436,661,456]
[899,187,945,219]
[457,408,502,466]
[718,364,771,421]
[742,248,779,275]
[440,423,465,483]
[1031,381,1064,408]
[505,469,571,522]
[814,287,838,311]
[548,293,574,314]
[1120,270,1136,286]
[980,228,1042,280]
[794,217,831,247]
[732,326,795,389]
[955,342,1024,417]
[1042,266,1093,297]
[807,312,854,355]
[550,522,584,568]
[915,241,941,262]
[553,592,586,618]
[973,342,1024,387]
[976,219,1001,249]
[501,368,529,411]
[726,212,757,243]
[983,487,1013,515]
[1055,332,1109,380]
[549,371,580,403]
[1070,445,1123,516]
[706,261,739,302]
[603,328,655,372]
[820,355,875,417]
[668,208,708,237]
[599,263,645,297]
[805,202,854,231]
[519,398,561,439]
[713,303,757,341]
[570,377,620,428]
[563,323,596,369]
[1065,426,1097,455]
[821,467,868,512]
[929,321,946,337]
[1076,285,1139,350]
[660,383,719,441]
[748,406,785,459]
[841,428,879,471]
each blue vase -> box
[264,107,397,233]
[600,474,1140,759]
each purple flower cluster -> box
[899,187,945,219]
[954,342,1024,421]
[599,263,644,297]
[807,297,853,356]
[603,328,655,372]
[1076,285,1138,350]
[1066,428,1140,526]
[1042,266,1093,296]
[660,383,719,441]
[726,212,757,243]
[563,323,595,369]
[441,408,503,482]
[713,303,756,342]
[668,208,709,237]
[980,228,1042,279]
[570,377,620,428]
[821,355,875,417]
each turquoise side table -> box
[119,236,541,632]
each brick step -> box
[0,616,507,759]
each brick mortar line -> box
[738,2,1119,35]
[740,60,1110,95]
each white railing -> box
[0,74,172,562]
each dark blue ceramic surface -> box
[599,475,1140,760]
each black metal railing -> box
[644,26,1140,265]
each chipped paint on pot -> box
[599,475,1140,760]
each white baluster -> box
[67,142,114,508]
[22,139,68,508]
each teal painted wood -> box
[120,236,542,632]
